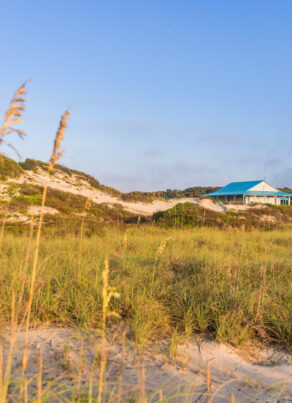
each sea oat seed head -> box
[156,237,172,258]
[0,79,30,157]
[48,109,71,172]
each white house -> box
[202,180,292,205]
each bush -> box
[0,156,23,180]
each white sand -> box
[2,326,291,402]
[27,205,60,216]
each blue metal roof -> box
[202,180,292,197]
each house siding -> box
[244,195,282,205]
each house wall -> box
[249,181,278,192]
[213,195,291,205]
[244,195,281,205]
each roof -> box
[202,180,292,197]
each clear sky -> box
[1,0,292,191]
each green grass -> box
[1,225,292,347]
[0,156,23,180]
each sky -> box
[0,0,292,191]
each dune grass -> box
[1,225,292,347]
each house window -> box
[281,198,288,205]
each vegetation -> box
[1,225,292,347]
[152,186,220,199]
[120,186,220,202]
[1,183,133,237]
[120,190,162,202]
[153,202,292,229]
[280,187,292,194]
[0,156,23,180]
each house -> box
[202,180,292,205]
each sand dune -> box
[4,168,262,216]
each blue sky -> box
[1,0,292,191]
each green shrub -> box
[11,194,42,205]
[0,156,23,180]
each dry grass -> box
[0,81,29,403]
[0,90,71,401]
[48,109,71,171]
[0,79,30,159]
[98,256,120,403]
[21,109,71,395]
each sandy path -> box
[2,326,291,402]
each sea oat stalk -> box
[48,109,71,171]
[37,346,43,403]
[77,196,92,281]
[0,202,10,247]
[0,346,2,400]
[97,256,120,403]
[151,237,171,291]
[117,330,126,403]
[16,217,34,320]
[206,360,211,403]
[21,109,71,383]
[0,294,16,403]
[75,338,84,403]
[0,79,30,159]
